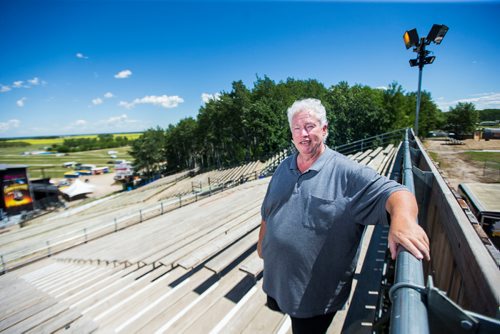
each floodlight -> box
[404,28,419,49]
[403,24,449,137]
[424,56,436,65]
[426,24,449,45]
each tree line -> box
[51,134,131,153]
[130,77,459,177]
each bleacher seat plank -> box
[368,147,383,158]
[53,314,98,333]
[241,298,287,334]
[382,143,394,155]
[157,208,260,269]
[24,306,83,334]
[1,301,69,334]
[92,266,188,331]
[53,265,122,300]
[239,251,263,278]
[0,298,56,332]
[139,202,259,267]
[177,216,260,270]
[70,264,157,313]
[133,200,262,266]
[355,149,373,162]
[205,228,259,274]
[185,275,257,333]
[82,265,168,319]
[209,280,263,334]
[128,268,217,333]
[157,269,247,333]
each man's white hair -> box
[287,98,328,141]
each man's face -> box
[291,110,327,156]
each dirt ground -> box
[54,172,123,207]
[423,138,500,191]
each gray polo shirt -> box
[261,146,406,318]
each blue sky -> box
[1,0,499,138]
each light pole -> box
[404,24,448,137]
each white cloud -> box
[17,97,27,107]
[104,114,132,126]
[76,52,89,59]
[437,92,500,111]
[376,86,388,91]
[201,92,221,104]
[0,119,21,132]
[74,119,87,126]
[119,95,184,109]
[114,69,132,79]
[92,97,103,105]
[13,81,24,88]
[27,77,40,85]
[104,92,114,98]
[1,77,45,93]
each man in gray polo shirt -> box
[257,98,430,333]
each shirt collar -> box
[289,145,335,173]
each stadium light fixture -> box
[404,24,448,136]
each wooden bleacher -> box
[0,145,398,333]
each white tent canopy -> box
[61,179,95,198]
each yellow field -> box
[6,132,143,146]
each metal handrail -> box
[389,128,429,333]
[334,128,406,156]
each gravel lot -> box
[423,138,500,190]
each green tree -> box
[444,102,479,135]
[165,118,198,170]
[129,127,166,177]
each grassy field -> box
[1,136,135,179]
[462,151,500,164]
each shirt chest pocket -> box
[305,195,347,234]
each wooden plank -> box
[2,301,69,334]
[205,229,259,274]
[177,218,259,270]
[212,281,266,334]
[241,301,286,334]
[156,270,247,333]
[81,265,168,319]
[69,264,156,312]
[239,251,263,278]
[157,209,260,269]
[93,266,188,331]
[0,298,57,332]
[183,274,256,333]
[119,268,216,333]
[53,314,98,333]
[24,307,83,334]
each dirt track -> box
[423,138,500,191]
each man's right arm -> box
[257,220,266,258]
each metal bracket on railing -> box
[389,276,500,333]
[389,282,426,303]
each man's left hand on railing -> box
[386,190,431,261]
